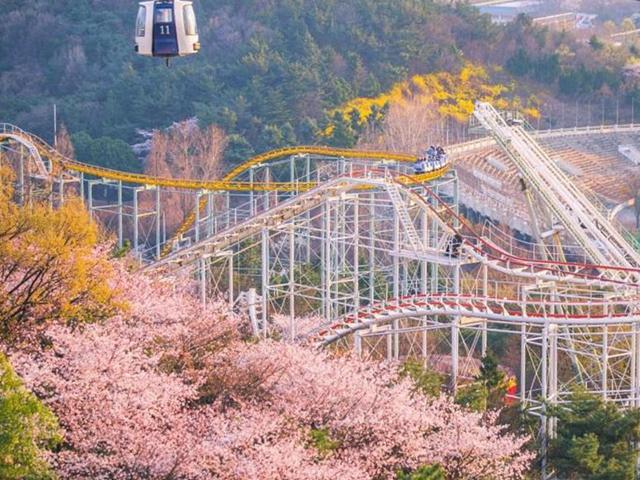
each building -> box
[478,0,543,24]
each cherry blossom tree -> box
[11,263,533,479]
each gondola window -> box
[184,5,198,36]
[136,6,146,37]
[155,8,173,24]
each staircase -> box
[385,176,424,252]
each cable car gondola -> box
[135,1,200,65]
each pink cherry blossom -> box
[10,262,533,479]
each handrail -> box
[398,175,640,286]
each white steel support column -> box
[420,209,429,294]
[133,188,139,258]
[431,193,439,294]
[195,191,201,243]
[602,325,609,399]
[324,202,333,320]
[261,228,270,337]
[87,181,94,220]
[207,192,214,237]
[155,186,161,260]
[354,331,362,358]
[392,204,400,360]
[520,288,528,404]
[334,201,342,315]
[632,322,637,407]
[549,323,558,438]
[482,263,489,356]
[321,203,327,318]
[289,223,296,341]
[162,211,167,246]
[225,191,231,229]
[520,323,527,404]
[421,208,429,363]
[117,180,123,248]
[305,156,312,262]
[353,198,360,311]
[393,319,400,360]
[393,207,400,303]
[228,254,234,309]
[264,166,270,212]
[199,257,207,307]
[369,193,376,305]
[79,172,84,205]
[249,167,255,217]
[541,322,549,479]
[635,323,640,407]
[451,264,460,393]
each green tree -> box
[72,132,140,173]
[589,35,604,51]
[397,465,445,480]
[548,389,640,480]
[0,354,62,479]
[309,428,340,458]
[399,361,443,398]
[455,383,488,412]
[326,112,357,148]
[478,352,505,390]
[225,134,256,165]
[506,48,531,76]
[456,354,507,411]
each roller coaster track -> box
[4,121,639,289]
[3,119,640,282]
[5,120,637,189]
[473,103,640,271]
[150,175,367,270]
[408,181,640,287]
[0,123,427,192]
[311,293,640,346]
[0,123,450,257]
[162,151,447,257]
[153,166,640,293]
[4,121,640,260]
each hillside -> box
[0,1,509,163]
[2,1,639,169]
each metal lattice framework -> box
[3,110,640,473]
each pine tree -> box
[548,389,640,480]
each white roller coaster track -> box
[153,170,640,291]
[473,102,640,272]
[312,293,640,346]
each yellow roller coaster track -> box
[167,148,448,257]
[0,126,449,256]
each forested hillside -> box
[2,0,639,170]
[0,1,499,162]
